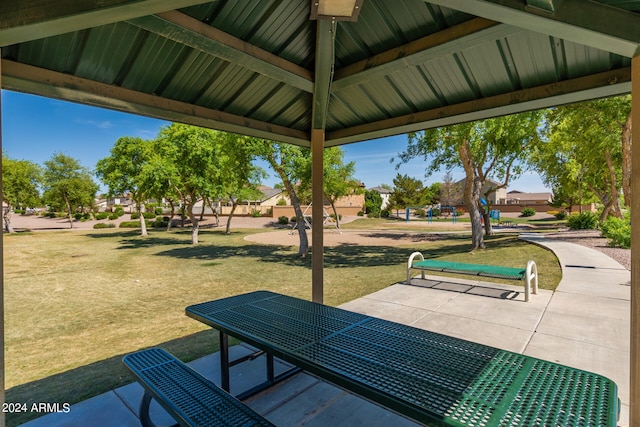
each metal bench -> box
[122,348,275,427]
[407,251,538,301]
[186,291,620,427]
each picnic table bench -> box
[407,251,538,302]
[186,291,619,427]
[123,348,275,427]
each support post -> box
[0,52,5,427]
[630,54,640,427]
[311,129,324,303]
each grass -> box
[3,224,561,426]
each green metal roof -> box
[1,0,639,147]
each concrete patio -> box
[20,234,631,426]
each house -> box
[505,190,553,206]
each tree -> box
[534,96,631,221]
[2,155,42,232]
[154,124,222,244]
[96,137,153,236]
[253,140,310,257]
[42,153,98,228]
[365,189,383,217]
[388,174,430,213]
[397,111,542,250]
[216,133,265,234]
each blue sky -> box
[2,90,549,193]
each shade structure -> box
[2,1,640,425]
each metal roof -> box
[1,0,639,148]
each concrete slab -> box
[545,291,630,321]
[411,311,534,352]
[435,291,549,332]
[338,297,430,326]
[19,391,140,427]
[363,282,458,310]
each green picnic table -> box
[186,291,619,427]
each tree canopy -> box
[2,154,42,232]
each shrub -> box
[151,219,168,228]
[520,207,536,217]
[414,208,425,217]
[119,221,142,228]
[108,213,119,220]
[250,209,262,217]
[131,212,139,220]
[381,209,390,218]
[277,216,289,225]
[566,211,598,230]
[93,223,115,229]
[114,208,125,217]
[95,212,109,220]
[554,211,567,220]
[154,207,164,215]
[143,212,156,219]
[600,217,631,248]
[357,211,364,216]
[290,216,297,223]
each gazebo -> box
[2,0,640,424]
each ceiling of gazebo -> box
[2,0,640,147]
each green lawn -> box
[3,225,561,426]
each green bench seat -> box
[407,251,538,301]
[123,348,274,427]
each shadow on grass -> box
[5,329,223,427]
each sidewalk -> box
[19,234,631,426]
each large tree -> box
[534,96,631,220]
[154,124,222,244]
[96,137,153,236]
[42,153,98,229]
[397,111,542,250]
[253,140,311,257]
[388,173,432,215]
[2,155,42,233]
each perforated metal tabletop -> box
[186,291,619,427]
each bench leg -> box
[139,390,178,427]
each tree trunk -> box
[621,110,632,208]
[328,198,340,228]
[459,141,485,250]
[604,149,623,219]
[284,181,309,257]
[166,200,175,231]
[64,196,74,229]
[226,203,237,234]
[137,203,148,237]
[187,206,199,244]
[3,207,14,233]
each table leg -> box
[219,331,230,392]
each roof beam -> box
[333,17,521,91]
[312,20,336,130]
[1,59,310,147]
[326,66,631,145]
[127,11,314,93]
[424,0,640,57]
[0,0,211,47]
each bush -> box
[277,216,289,225]
[520,207,536,217]
[119,221,143,228]
[93,223,115,229]
[250,209,262,217]
[290,216,297,223]
[566,211,599,230]
[131,212,139,220]
[600,217,631,248]
[357,211,364,216]
[95,212,109,220]
[414,208,425,217]
[108,213,120,220]
[114,208,125,217]
[381,209,390,218]
[554,211,567,220]
[154,207,164,215]
[151,219,168,228]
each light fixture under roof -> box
[310,0,364,21]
